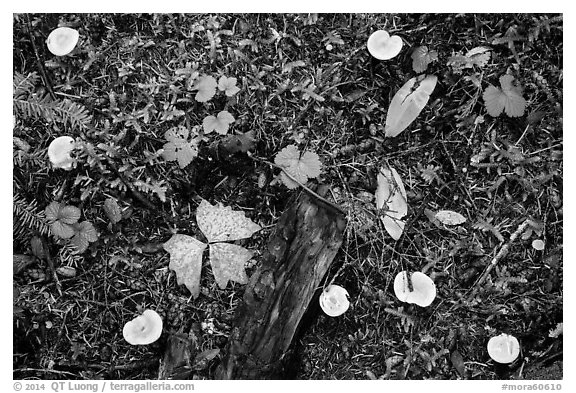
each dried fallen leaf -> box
[435,210,467,226]
[196,199,261,243]
[163,235,208,298]
[385,74,437,138]
[375,164,408,240]
[209,242,252,289]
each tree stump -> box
[216,190,346,379]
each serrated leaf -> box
[162,125,199,168]
[202,111,235,135]
[45,201,62,223]
[196,199,261,243]
[69,221,99,254]
[385,75,437,138]
[45,201,80,239]
[376,165,408,240]
[209,242,252,289]
[194,75,217,102]
[411,46,438,73]
[483,75,526,117]
[217,76,240,97]
[220,130,257,153]
[58,205,81,225]
[163,234,208,298]
[435,210,467,226]
[274,145,322,188]
[104,198,122,224]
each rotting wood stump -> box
[215,188,346,379]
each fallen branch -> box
[468,219,530,299]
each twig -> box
[248,154,346,216]
[468,219,530,299]
[24,14,56,100]
[39,235,62,296]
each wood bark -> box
[216,190,346,379]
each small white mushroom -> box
[46,27,79,56]
[47,136,76,170]
[487,333,520,364]
[319,285,350,317]
[393,271,436,307]
[367,30,403,60]
[122,309,163,345]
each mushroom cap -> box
[393,271,436,307]
[47,136,76,170]
[367,30,403,60]
[487,333,520,364]
[46,27,79,56]
[319,285,350,317]
[122,309,163,345]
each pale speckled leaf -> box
[375,165,408,240]
[163,234,208,298]
[196,199,261,243]
[209,242,252,289]
[435,210,467,226]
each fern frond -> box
[13,95,92,130]
[13,71,40,98]
[13,194,50,245]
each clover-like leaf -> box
[202,111,235,135]
[194,75,217,102]
[375,164,408,241]
[274,145,322,188]
[209,242,252,289]
[483,74,526,117]
[196,199,261,243]
[217,76,240,97]
[45,201,81,239]
[69,221,99,254]
[163,234,208,298]
[162,125,199,168]
[411,46,438,73]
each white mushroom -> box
[367,30,403,60]
[487,333,520,364]
[319,285,350,317]
[47,136,76,170]
[393,271,436,307]
[122,310,163,345]
[46,27,79,56]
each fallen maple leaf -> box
[375,164,408,240]
[163,200,261,297]
[163,235,207,298]
[162,125,199,168]
[202,111,235,135]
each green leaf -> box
[194,75,217,102]
[217,76,240,96]
[483,74,526,117]
[385,75,437,138]
[274,145,322,188]
[103,198,122,224]
[69,221,98,254]
[162,126,199,168]
[202,111,235,135]
[220,130,257,154]
[411,46,438,73]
